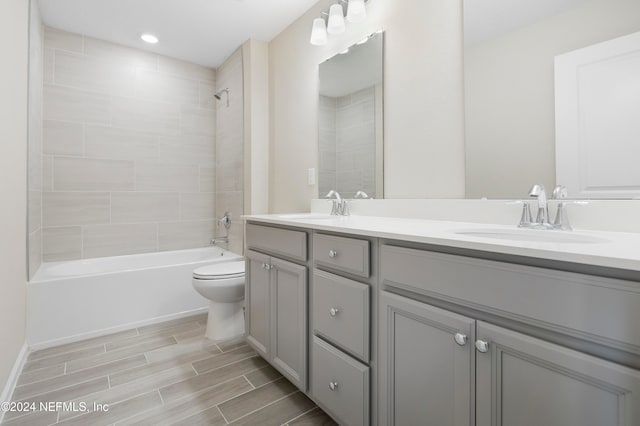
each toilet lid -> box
[193,260,245,280]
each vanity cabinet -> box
[310,233,375,426]
[379,292,475,426]
[245,224,309,391]
[379,243,640,426]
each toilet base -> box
[205,300,245,341]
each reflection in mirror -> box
[318,31,383,199]
[463,0,640,199]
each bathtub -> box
[28,247,243,349]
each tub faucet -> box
[528,184,553,229]
[326,190,349,216]
[210,236,229,246]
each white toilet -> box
[192,260,245,341]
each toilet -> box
[192,260,245,341]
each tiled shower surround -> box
[318,86,377,199]
[37,27,243,263]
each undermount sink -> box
[453,228,608,244]
[276,213,335,220]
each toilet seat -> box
[193,260,245,280]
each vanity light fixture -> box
[310,17,328,46]
[140,33,159,44]
[310,0,370,46]
[346,0,367,23]
[327,4,346,34]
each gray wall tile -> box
[43,226,82,261]
[84,125,158,161]
[136,162,199,192]
[54,50,136,96]
[180,193,215,221]
[112,96,180,135]
[83,223,158,258]
[43,192,110,227]
[158,221,215,251]
[44,84,111,125]
[111,192,179,223]
[43,120,84,156]
[54,157,135,191]
[37,28,243,261]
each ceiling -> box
[38,0,319,68]
[464,0,589,46]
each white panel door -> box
[555,31,640,198]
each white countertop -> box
[243,214,640,273]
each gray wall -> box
[0,0,28,404]
[40,27,218,261]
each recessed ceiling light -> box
[141,33,159,44]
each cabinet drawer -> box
[314,234,370,278]
[246,223,307,262]
[380,244,640,352]
[313,269,370,362]
[311,336,370,426]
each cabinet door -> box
[476,321,640,426]
[270,256,308,391]
[245,250,271,359]
[379,292,476,426]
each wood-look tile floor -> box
[2,314,337,426]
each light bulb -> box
[310,17,328,46]
[347,0,366,23]
[140,33,159,44]
[327,4,346,35]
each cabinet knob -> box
[328,250,338,258]
[454,333,468,346]
[261,263,267,269]
[475,340,490,353]
[261,263,272,270]
[329,307,340,317]
[329,381,339,391]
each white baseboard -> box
[28,307,208,351]
[0,341,29,424]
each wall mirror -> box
[318,31,384,199]
[463,0,640,199]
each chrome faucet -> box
[210,236,229,245]
[354,191,370,199]
[527,184,553,229]
[551,185,572,231]
[326,190,349,216]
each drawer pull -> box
[329,307,340,317]
[454,333,468,346]
[329,381,339,391]
[475,340,490,353]
[261,263,272,270]
[328,250,338,258]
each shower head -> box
[214,88,230,106]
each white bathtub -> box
[28,247,243,349]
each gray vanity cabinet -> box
[476,321,640,426]
[379,291,476,426]
[245,249,271,359]
[245,223,310,392]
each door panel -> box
[245,249,270,359]
[379,292,475,426]
[476,321,640,426]
[271,256,308,390]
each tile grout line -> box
[216,405,230,425]
[222,390,300,425]
[284,407,318,425]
